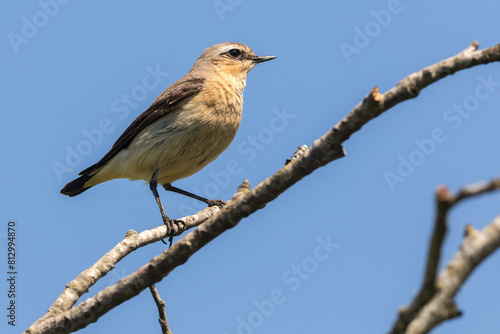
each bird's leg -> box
[150,171,170,222]
[150,170,179,246]
[163,183,226,207]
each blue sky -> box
[2,1,500,333]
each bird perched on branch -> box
[60,42,275,243]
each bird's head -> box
[191,42,275,90]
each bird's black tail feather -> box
[60,174,94,197]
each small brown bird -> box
[60,42,275,240]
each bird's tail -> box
[60,174,94,197]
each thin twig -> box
[389,186,451,334]
[149,284,171,334]
[451,178,500,204]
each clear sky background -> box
[2,1,500,333]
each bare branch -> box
[149,284,171,334]
[25,41,500,334]
[406,215,500,334]
[389,187,450,334]
[25,180,252,334]
[390,177,500,333]
[451,178,500,204]
[30,206,220,328]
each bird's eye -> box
[228,49,242,58]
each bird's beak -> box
[252,55,276,63]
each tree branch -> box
[407,215,500,334]
[29,206,221,329]
[149,284,171,334]
[25,41,500,334]
[390,178,500,334]
[450,178,500,204]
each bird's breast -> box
[116,87,243,184]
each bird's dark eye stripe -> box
[228,48,242,58]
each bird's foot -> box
[206,199,227,208]
[161,218,185,247]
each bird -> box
[60,42,275,242]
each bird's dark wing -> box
[79,77,205,176]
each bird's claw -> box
[161,218,185,247]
